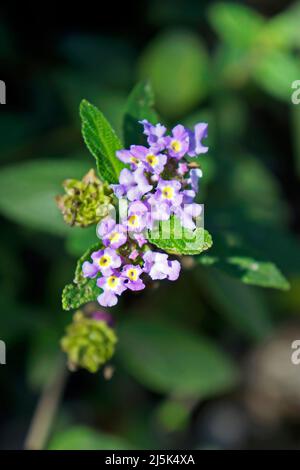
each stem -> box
[24,356,68,450]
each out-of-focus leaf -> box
[139,30,209,116]
[208,2,264,48]
[80,99,125,183]
[261,2,300,49]
[155,399,190,433]
[48,426,132,450]
[62,243,102,310]
[118,318,238,398]
[199,232,290,290]
[292,103,300,178]
[0,159,89,235]
[123,81,159,147]
[148,216,213,255]
[252,50,300,101]
[195,267,272,341]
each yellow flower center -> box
[99,255,111,267]
[130,156,139,165]
[107,275,119,289]
[146,154,159,167]
[162,186,174,200]
[109,232,120,243]
[128,215,139,227]
[127,268,138,281]
[170,139,182,153]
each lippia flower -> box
[143,251,181,281]
[83,248,122,278]
[97,273,127,307]
[97,218,127,249]
[154,179,183,207]
[187,123,208,157]
[139,119,167,151]
[126,200,149,232]
[111,167,152,201]
[166,125,189,158]
[122,264,145,291]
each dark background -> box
[1,0,300,450]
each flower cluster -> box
[61,310,117,373]
[82,120,208,307]
[56,169,113,227]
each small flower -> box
[122,264,145,291]
[139,120,167,151]
[91,248,122,276]
[126,200,149,232]
[189,168,203,193]
[143,251,181,281]
[166,125,189,159]
[97,218,127,249]
[116,146,143,170]
[177,163,189,176]
[154,179,183,207]
[97,273,127,307]
[111,167,152,201]
[174,203,202,230]
[187,123,208,157]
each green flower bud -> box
[61,311,117,373]
[56,169,114,227]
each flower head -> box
[166,125,189,159]
[97,273,127,307]
[91,248,122,276]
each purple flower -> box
[122,264,145,291]
[82,261,99,279]
[91,248,122,276]
[97,273,127,307]
[129,249,139,260]
[187,123,208,157]
[154,179,183,207]
[97,218,127,249]
[111,167,152,201]
[116,146,144,170]
[92,310,115,327]
[174,203,202,230]
[143,251,181,281]
[166,125,189,159]
[189,168,203,193]
[133,233,147,247]
[139,120,167,151]
[126,200,149,232]
[131,145,167,175]
[177,163,189,176]
[147,195,171,222]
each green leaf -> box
[148,216,213,255]
[80,99,125,183]
[252,50,300,101]
[123,81,159,147]
[118,319,238,398]
[0,159,90,235]
[195,266,272,341]
[62,243,102,311]
[48,426,133,450]
[261,2,300,49]
[199,233,290,291]
[208,2,264,48]
[139,30,209,116]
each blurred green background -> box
[1,0,300,450]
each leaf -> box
[139,30,209,116]
[80,99,125,183]
[62,243,102,311]
[261,2,300,49]
[118,318,238,398]
[199,232,290,291]
[208,2,264,48]
[252,50,300,101]
[148,216,213,255]
[195,266,272,341]
[123,80,159,147]
[0,159,90,235]
[48,426,133,450]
